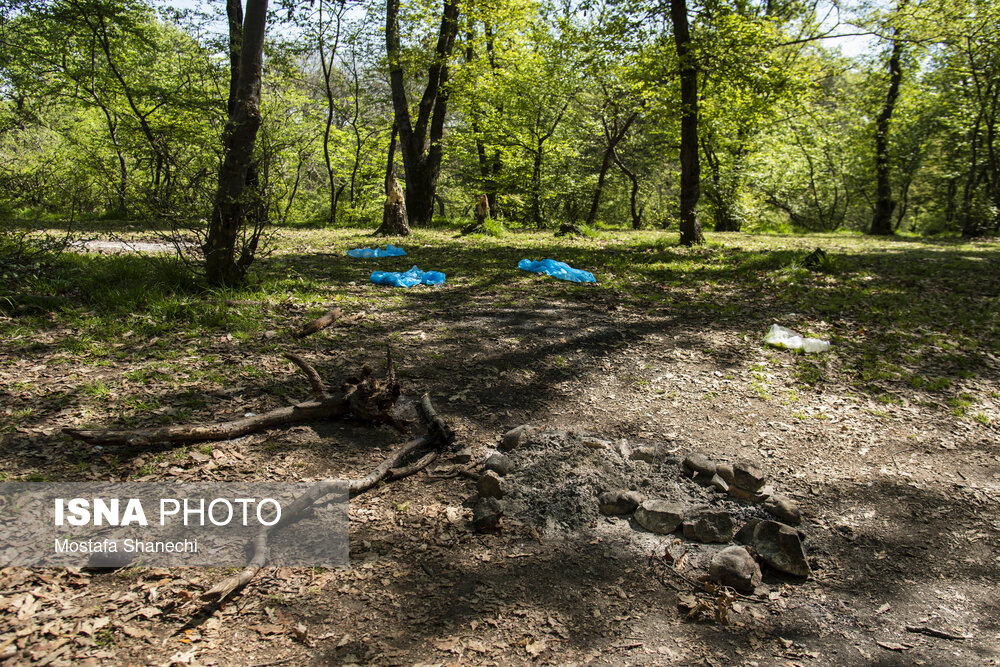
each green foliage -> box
[0,0,995,241]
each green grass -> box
[1,226,997,424]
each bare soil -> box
[1,230,999,666]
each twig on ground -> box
[905,624,970,641]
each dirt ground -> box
[2,231,999,666]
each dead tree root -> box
[201,393,453,601]
[64,348,404,447]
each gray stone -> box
[472,497,503,532]
[734,518,761,545]
[729,483,773,504]
[716,463,735,486]
[733,460,766,492]
[633,500,686,534]
[708,474,729,493]
[86,541,134,570]
[710,546,762,594]
[500,425,535,451]
[451,448,473,464]
[754,485,775,502]
[483,453,513,476]
[693,471,729,493]
[598,490,645,516]
[477,470,507,499]
[763,494,801,525]
[682,509,735,543]
[631,446,661,464]
[752,520,810,577]
[682,453,716,478]
[709,475,729,493]
[693,471,715,486]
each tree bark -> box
[384,123,399,194]
[386,0,460,226]
[319,0,344,226]
[374,171,411,236]
[671,0,704,245]
[204,0,269,286]
[869,13,905,237]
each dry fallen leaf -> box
[137,606,162,619]
[250,623,285,636]
[432,637,461,654]
[525,638,547,657]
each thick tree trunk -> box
[386,0,460,227]
[204,0,268,286]
[671,0,704,245]
[869,20,905,237]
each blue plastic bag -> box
[370,265,446,287]
[518,258,596,283]
[346,244,407,258]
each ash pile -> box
[467,425,812,593]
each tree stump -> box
[374,171,411,236]
[461,194,491,235]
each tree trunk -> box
[204,0,268,286]
[586,112,638,228]
[225,0,243,116]
[671,0,704,245]
[465,31,502,219]
[386,0,460,227]
[385,123,398,194]
[319,0,343,226]
[613,151,642,229]
[531,141,544,228]
[374,171,411,236]
[586,148,614,227]
[869,16,905,236]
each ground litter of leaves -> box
[1,227,999,666]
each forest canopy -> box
[1,0,998,255]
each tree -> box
[869,0,908,236]
[385,0,460,226]
[203,0,268,286]
[585,89,639,228]
[671,0,704,245]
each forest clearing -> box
[2,226,999,665]
[3,0,1000,663]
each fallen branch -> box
[905,625,970,641]
[294,307,343,338]
[65,352,402,446]
[201,393,452,601]
[283,352,326,397]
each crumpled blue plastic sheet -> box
[517,258,596,283]
[346,244,406,258]
[370,265,446,287]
